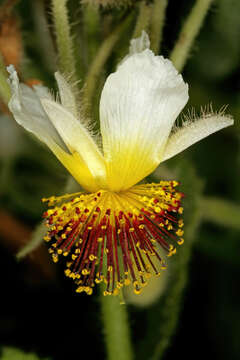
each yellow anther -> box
[178,207,183,214]
[86,287,93,295]
[97,237,103,243]
[63,251,69,257]
[101,225,107,230]
[134,288,142,295]
[145,272,151,279]
[129,227,135,232]
[72,254,77,260]
[76,286,84,293]
[108,266,113,272]
[89,254,96,261]
[61,234,67,239]
[103,291,110,296]
[176,229,184,236]
[117,282,123,289]
[57,249,63,254]
[82,269,90,275]
[43,236,51,242]
[139,224,144,230]
[65,269,71,276]
[113,288,119,296]
[124,278,131,286]
[177,238,184,245]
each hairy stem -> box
[133,1,151,38]
[100,291,133,360]
[32,0,57,73]
[150,0,168,53]
[51,0,77,80]
[170,0,214,72]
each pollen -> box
[42,181,184,296]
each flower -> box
[7,32,233,296]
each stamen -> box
[42,181,184,296]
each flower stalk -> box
[170,0,214,72]
[51,0,77,80]
[150,0,168,54]
[100,288,133,360]
[133,1,151,38]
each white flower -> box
[7,31,233,193]
[7,32,234,296]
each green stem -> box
[100,291,133,360]
[0,67,11,105]
[170,0,214,72]
[83,4,101,66]
[84,15,132,105]
[150,0,168,53]
[133,1,151,38]
[200,196,240,230]
[51,0,77,80]
[32,0,57,73]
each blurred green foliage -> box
[0,347,50,360]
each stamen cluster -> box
[42,181,184,296]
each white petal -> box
[161,113,234,162]
[129,30,150,55]
[118,31,150,68]
[40,98,106,184]
[7,65,68,152]
[54,72,79,118]
[100,50,188,191]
